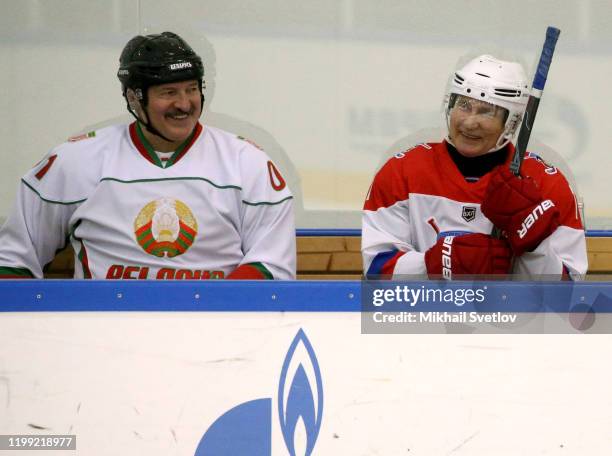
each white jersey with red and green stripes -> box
[0,121,296,279]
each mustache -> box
[165,109,193,117]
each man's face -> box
[139,79,202,150]
[449,95,506,157]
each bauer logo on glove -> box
[481,166,560,255]
[517,199,555,239]
[424,233,512,280]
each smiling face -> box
[130,79,202,151]
[448,95,507,157]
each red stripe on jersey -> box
[427,217,440,235]
[170,123,203,165]
[129,123,156,164]
[380,251,406,275]
[366,249,406,277]
[561,264,571,280]
[77,240,92,279]
[130,122,203,166]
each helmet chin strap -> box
[125,88,205,146]
[126,102,175,144]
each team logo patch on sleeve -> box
[462,206,477,222]
[134,198,198,257]
[68,131,96,142]
[526,152,558,174]
[237,135,263,151]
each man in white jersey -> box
[0,31,296,280]
[362,55,587,280]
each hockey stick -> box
[492,26,560,238]
[509,26,561,175]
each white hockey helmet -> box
[444,54,530,151]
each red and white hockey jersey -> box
[0,122,296,279]
[362,141,587,279]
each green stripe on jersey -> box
[242,196,293,206]
[135,122,197,168]
[0,267,34,278]
[22,180,87,205]
[99,176,241,191]
[134,123,163,167]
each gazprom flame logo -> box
[278,329,323,455]
[133,198,198,257]
[195,329,323,455]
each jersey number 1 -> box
[35,155,58,180]
[267,161,286,191]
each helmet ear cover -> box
[444,55,529,151]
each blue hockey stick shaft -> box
[493,27,560,240]
[509,26,560,175]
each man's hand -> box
[482,166,560,255]
[424,233,512,280]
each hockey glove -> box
[424,233,512,280]
[481,166,560,255]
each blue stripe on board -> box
[586,230,612,237]
[0,281,360,312]
[296,229,612,237]
[1,281,612,312]
[296,229,361,236]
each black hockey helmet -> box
[117,31,204,97]
[117,31,205,141]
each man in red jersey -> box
[362,55,586,280]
